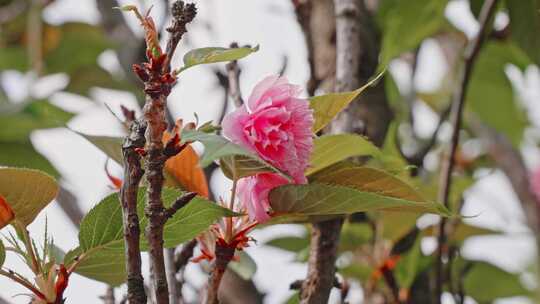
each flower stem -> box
[226,178,238,242]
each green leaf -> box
[506,0,540,66]
[306,134,381,176]
[181,130,285,179]
[423,222,501,244]
[269,182,451,222]
[313,165,426,240]
[468,0,483,17]
[265,236,309,253]
[0,47,27,71]
[65,66,138,97]
[311,166,425,203]
[68,188,233,285]
[0,239,5,268]
[377,0,448,64]
[0,167,59,226]
[462,261,531,302]
[285,292,300,304]
[339,222,372,252]
[45,23,111,74]
[394,236,423,288]
[219,155,277,180]
[378,211,419,243]
[466,41,531,146]
[310,71,384,133]
[0,100,74,142]
[74,131,124,165]
[339,263,373,281]
[178,46,259,73]
[0,142,60,177]
[228,251,257,280]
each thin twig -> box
[56,186,84,228]
[225,43,244,107]
[165,248,180,304]
[434,0,499,302]
[163,1,197,73]
[100,286,116,304]
[163,192,197,219]
[214,70,230,126]
[397,104,451,175]
[174,239,197,272]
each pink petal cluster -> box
[531,166,540,203]
[223,76,314,222]
[236,173,290,222]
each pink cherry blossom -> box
[236,173,290,222]
[531,166,540,203]
[222,75,314,183]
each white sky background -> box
[1,0,540,303]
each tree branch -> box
[0,295,11,304]
[219,270,264,304]
[471,120,539,233]
[204,243,235,304]
[434,0,499,302]
[301,218,344,303]
[100,286,116,304]
[300,0,390,303]
[137,3,196,303]
[56,185,84,228]
[120,116,147,304]
[174,239,197,275]
[225,43,244,107]
[163,192,197,219]
[165,248,180,304]
[163,2,197,73]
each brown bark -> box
[204,244,235,304]
[299,1,391,303]
[219,271,264,304]
[144,93,170,304]
[301,218,344,303]
[138,3,196,303]
[120,117,147,304]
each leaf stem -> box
[0,268,45,300]
[14,221,41,275]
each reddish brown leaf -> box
[163,131,209,198]
[0,195,15,229]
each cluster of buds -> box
[1,224,81,304]
[192,199,257,264]
[132,52,177,99]
[120,5,178,99]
